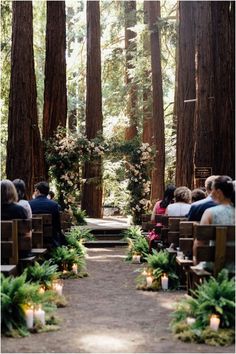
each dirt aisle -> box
[2,247,234,353]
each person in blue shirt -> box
[29,181,62,247]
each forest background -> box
[1,1,235,222]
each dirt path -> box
[2,247,235,353]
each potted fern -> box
[171,269,235,346]
[65,226,94,243]
[24,260,60,290]
[126,236,149,262]
[136,249,179,290]
[51,245,86,275]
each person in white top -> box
[165,186,191,216]
[12,179,32,218]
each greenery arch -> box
[46,127,155,224]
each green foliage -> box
[51,245,85,272]
[1,274,40,336]
[72,208,87,225]
[171,269,235,346]
[126,236,149,262]
[144,249,179,289]
[66,226,94,243]
[122,225,143,240]
[24,260,59,289]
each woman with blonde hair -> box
[1,179,27,220]
[165,186,192,216]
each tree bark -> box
[124,1,138,140]
[6,1,44,198]
[193,2,214,177]
[175,1,196,188]
[142,1,153,145]
[146,1,165,202]
[43,1,67,141]
[81,0,103,218]
[211,1,235,178]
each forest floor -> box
[1,246,235,354]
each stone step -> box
[92,234,124,241]
[84,240,128,248]
[90,228,126,235]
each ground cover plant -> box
[170,269,235,346]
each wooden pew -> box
[60,211,73,232]
[189,224,235,291]
[167,217,188,249]
[1,221,18,276]
[32,216,43,248]
[32,214,53,249]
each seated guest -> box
[47,190,55,200]
[191,188,206,203]
[1,179,28,220]
[13,179,32,219]
[165,186,191,216]
[187,175,218,221]
[151,184,176,221]
[201,175,235,225]
[29,181,62,247]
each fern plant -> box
[1,274,40,336]
[171,269,235,344]
[123,225,143,240]
[66,234,87,257]
[72,208,87,225]
[24,260,59,289]
[65,226,94,242]
[51,245,85,272]
[145,249,179,289]
[126,236,149,261]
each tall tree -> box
[124,0,138,140]
[175,1,196,188]
[6,1,44,198]
[146,1,165,202]
[81,0,103,218]
[211,1,235,178]
[43,1,67,141]
[193,1,214,182]
[142,1,153,145]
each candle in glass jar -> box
[146,275,153,288]
[72,263,78,274]
[34,305,45,326]
[161,274,168,290]
[53,282,63,296]
[186,317,196,325]
[210,314,220,331]
[132,254,141,264]
[24,307,34,329]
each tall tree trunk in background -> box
[6,1,44,198]
[175,1,196,188]
[142,1,153,145]
[193,2,214,185]
[211,1,235,178]
[81,1,103,218]
[43,1,67,142]
[146,1,165,202]
[124,1,138,140]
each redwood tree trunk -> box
[193,2,214,180]
[211,1,235,178]
[43,1,67,141]
[175,1,196,188]
[81,1,103,218]
[147,1,165,202]
[142,1,153,145]
[124,1,138,140]
[6,1,44,198]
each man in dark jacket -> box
[29,181,62,247]
[187,175,218,222]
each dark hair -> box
[213,175,235,205]
[35,181,49,196]
[160,184,176,208]
[12,179,26,201]
[191,188,206,202]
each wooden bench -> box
[189,224,235,291]
[32,214,53,249]
[60,211,73,232]
[1,221,18,275]
[32,216,43,248]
